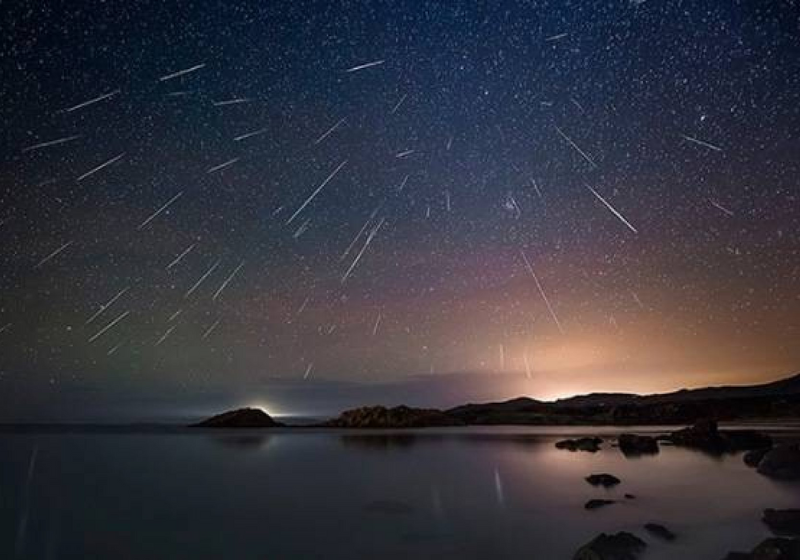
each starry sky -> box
[1,1,799,421]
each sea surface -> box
[1,425,799,559]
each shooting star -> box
[342,217,385,283]
[520,250,564,334]
[396,149,415,159]
[63,90,120,112]
[296,296,310,316]
[22,135,81,153]
[34,241,73,269]
[168,309,182,322]
[372,313,382,336]
[390,94,408,114]
[167,243,195,270]
[155,325,176,347]
[202,319,221,340]
[185,260,221,299]
[212,98,251,106]
[345,59,385,73]
[681,134,722,152]
[86,287,129,325]
[206,158,240,174]
[212,261,244,301]
[585,183,638,233]
[303,362,314,379]
[77,153,124,181]
[89,310,130,343]
[159,63,206,82]
[137,191,183,230]
[286,159,347,224]
[107,341,124,356]
[313,117,346,145]
[398,174,410,192]
[234,128,268,142]
[554,125,597,167]
[155,325,176,346]
[709,199,735,216]
[523,349,532,379]
[545,32,569,41]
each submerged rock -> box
[191,407,284,428]
[618,433,659,455]
[585,499,616,510]
[573,531,646,559]
[324,405,463,428]
[585,473,621,487]
[763,509,800,536]
[644,523,676,541]
[668,420,771,454]
[556,437,603,452]
[744,448,772,468]
[722,537,800,559]
[757,445,800,480]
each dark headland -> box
[193,371,800,429]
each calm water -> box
[1,426,798,559]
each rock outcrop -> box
[573,531,646,559]
[757,445,800,480]
[191,407,284,428]
[667,420,771,454]
[556,437,603,452]
[324,405,463,428]
[644,523,676,541]
[763,509,800,536]
[618,433,659,455]
[584,499,616,510]
[722,537,800,559]
[585,473,621,487]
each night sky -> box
[1,1,799,421]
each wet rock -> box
[191,407,284,428]
[669,419,727,452]
[556,437,603,452]
[586,473,621,487]
[744,448,772,468]
[585,499,616,510]
[763,509,800,536]
[618,433,659,455]
[644,523,676,541]
[757,445,800,480]
[722,537,800,559]
[324,405,463,428]
[573,531,647,559]
[724,430,773,451]
[668,420,771,454]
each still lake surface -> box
[1,425,799,559]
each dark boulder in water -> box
[191,407,284,428]
[556,437,603,452]
[573,531,646,559]
[668,420,771,454]
[584,499,616,510]
[763,509,800,536]
[722,537,800,559]
[324,405,463,428]
[757,445,800,480]
[585,473,621,487]
[744,447,772,468]
[644,523,676,541]
[618,433,659,455]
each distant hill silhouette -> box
[447,372,800,426]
